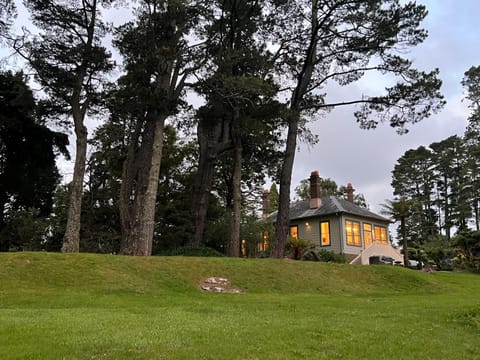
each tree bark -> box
[191,117,232,247]
[401,218,409,267]
[229,127,242,257]
[272,112,299,258]
[61,115,87,253]
[272,1,318,258]
[120,112,166,256]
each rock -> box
[200,277,243,294]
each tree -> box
[114,0,202,256]
[191,0,284,255]
[462,66,480,230]
[11,0,114,252]
[0,71,68,251]
[0,0,15,42]
[269,183,279,211]
[269,0,445,258]
[392,146,439,244]
[381,198,413,267]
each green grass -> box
[1,252,479,359]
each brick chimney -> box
[262,189,270,218]
[309,171,322,209]
[346,183,355,203]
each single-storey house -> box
[262,171,403,265]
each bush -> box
[157,246,225,257]
[286,236,312,260]
[302,247,347,263]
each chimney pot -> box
[309,171,322,209]
[346,183,355,203]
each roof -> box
[266,196,390,223]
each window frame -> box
[320,221,331,246]
[363,223,373,247]
[289,225,299,239]
[374,225,388,244]
[345,219,361,247]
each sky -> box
[291,0,480,214]
[2,0,480,218]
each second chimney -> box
[309,171,322,209]
[346,183,355,203]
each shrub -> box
[302,247,347,263]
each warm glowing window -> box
[346,220,361,246]
[374,226,387,244]
[289,226,298,239]
[320,221,330,246]
[258,231,269,252]
[363,223,373,247]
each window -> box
[374,226,387,244]
[320,221,330,246]
[346,220,361,246]
[289,225,298,239]
[363,223,373,247]
[258,231,269,252]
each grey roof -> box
[266,196,390,223]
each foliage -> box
[286,236,312,259]
[454,230,480,273]
[0,71,68,251]
[294,177,368,207]
[302,247,347,263]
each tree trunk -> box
[191,149,216,247]
[401,218,409,267]
[120,112,167,256]
[271,1,318,258]
[61,116,87,253]
[272,113,299,258]
[229,131,242,257]
[191,118,232,247]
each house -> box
[263,171,403,265]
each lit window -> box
[363,223,373,247]
[258,231,269,252]
[374,226,387,244]
[289,226,298,239]
[346,220,361,246]
[320,221,330,246]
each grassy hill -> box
[1,252,479,359]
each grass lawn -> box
[0,252,479,359]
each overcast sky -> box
[3,0,479,217]
[291,0,480,214]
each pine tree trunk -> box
[120,113,166,256]
[61,117,87,253]
[401,218,409,267]
[191,151,216,247]
[272,113,298,258]
[191,118,232,247]
[229,133,242,257]
[271,1,317,259]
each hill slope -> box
[1,252,479,360]
[0,251,476,297]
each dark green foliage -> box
[157,246,225,257]
[0,0,16,41]
[302,248,347,264]
[0,71,68,251]
[454,230,480,273]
